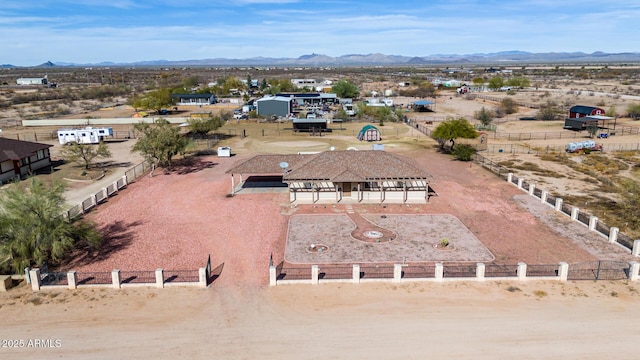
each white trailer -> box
[57,127,113,145]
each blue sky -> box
[1,0,638,66]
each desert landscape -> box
[2,65,640,358]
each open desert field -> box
[2,67,640,358]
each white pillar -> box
[121,175,128,186]
[476,263,485,281]
[628,262,640,281]
[67,271,77,290]
[393,264,403,283]
[29,268,41,291]
[231,174,235,196]
[528,183,535,196]
[112,269,121,289]
[507,173,513,183]
[589,216,598,231]
[352,264,360,284]
[435,263,444,281]
[155,268,164,288]
[541,190,548,203]
[558,262,569,281]
[608,227,619,244]
[633,240,640,257]
[517,178,524,189]
[269,266,277,286]
[555,198,563,211]
[571,207,579,220]
[112,181,119,193]
[517,262,527,281]
[91,194,97,207]
[311,265,319,285]
[199,268,207,288]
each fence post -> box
[628,262,640,281]
[67,271,77,290]
[121,175,128,187]
[91,194,97,207]
[633,240,640,257]
[568,208,579,222]
[528,183,535,196]
[25,267,31,285]
[29,268,41,291]
[393,264,402,283]
[558,262,569,281]
[269,265,277,286]
[588,216,598,231]
[112,181,119,193]
[155,269,164,288]
[608,227,619,244]
[435,263,444,281]
[112,269,121,289]
[311,265,319,285]
[507,173,513,183]
[352,264,360,284]
[198,268,207,288]
[555,198,563,212]
[517,262,527,280]
[517,178,524,189]
[540,190,548,204]
[476,263,485,281]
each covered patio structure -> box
[226,150,435,204]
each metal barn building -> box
[256,96,293,118]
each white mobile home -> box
[57,127,113,145]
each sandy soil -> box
[2,280,640,359]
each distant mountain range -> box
[4,51,640,68]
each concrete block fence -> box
[506,172,640,255]
[269,261,640,286]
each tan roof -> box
[227,150,431,182]
[226,154,313,175]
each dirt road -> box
[1,280,639,359]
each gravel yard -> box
[57,137,636,287]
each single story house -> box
[0,138,53,183]
[569,105,605,118]
[256,96,294,118]
[171,94,216,106]
[227,150,434,204]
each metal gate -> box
[567,261,629,281]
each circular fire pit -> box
[306,244,329,253]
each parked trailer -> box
[57,127,113,145]
[565,140,603,153]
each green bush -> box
[452,144,476,161]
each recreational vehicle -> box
[57,127,113,145]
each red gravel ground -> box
[65,146,633,287]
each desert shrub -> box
[452,144,476,161]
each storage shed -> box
[357,125,381,142]
[564,115,616,132]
